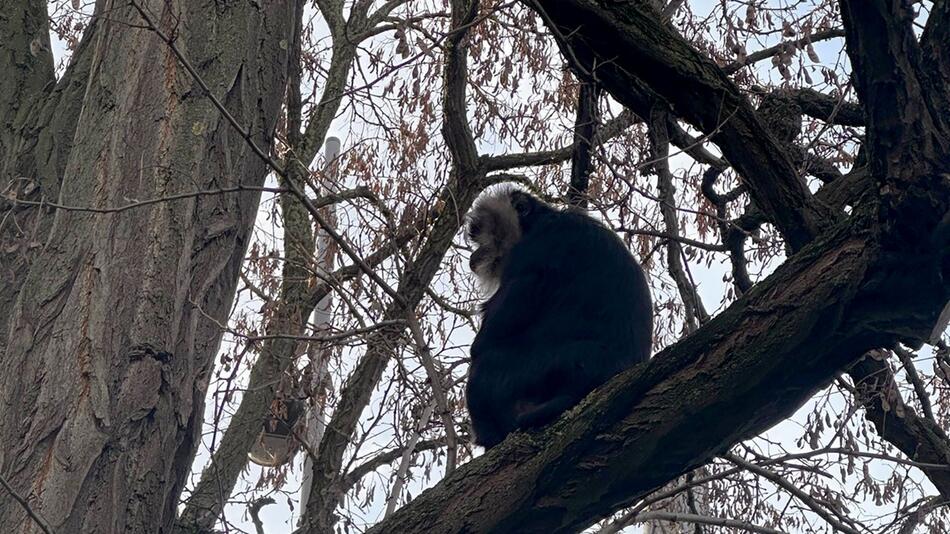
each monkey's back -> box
[476,209,653,371]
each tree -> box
[2,1,948,533]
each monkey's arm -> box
[474,270,548,344]
[466,358,520,448]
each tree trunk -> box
[0,1,296,532]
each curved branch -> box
[723,28,846,75]
[525,0,838,251]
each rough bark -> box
[1,0,83,359]
[0,0,55,156]
[0,1,296,532]
[175,0,363,526]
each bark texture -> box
[0,1,296,532]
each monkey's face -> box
[466,190,523,289]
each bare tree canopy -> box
[1,1,949,534]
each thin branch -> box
[629,511,788,534]
[894,346,936,423]
[230,320,408,345]
[0,472,54,534]
[649,107,709,330]
[425,288,476,319]
[406,313,459,474]
[701,169,755,295]
[608,443,950,534]
[616,227,727,252]
[2,185,285,214]
[341,438,449,490]
[249,496,276,534]
[848,352,950,499]
[724,453,862,534]
[384,400,436,517]
[723,29,846,75]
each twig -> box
[249,496,275,534]
[0,472,54,534]
[406,313,459,474]
[723,29,847,75]
[3,185,285,214]
[629,511,788,534]
[724,453,862,534]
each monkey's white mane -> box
[467,187,523,296]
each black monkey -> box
[465,187,653,448]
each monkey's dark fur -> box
[465,188,653,448]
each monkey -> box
[464,187,653,448]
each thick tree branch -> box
[481,109,638,172]
[1,3,94,360]
[526,0,837,251]
[441,0,479,173]
[839,0,948,182]
[790,87,864,127]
